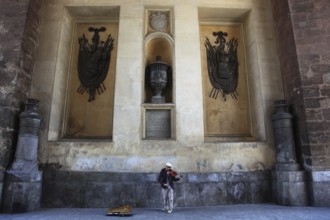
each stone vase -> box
[147,56,171,103]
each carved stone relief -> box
[200,24,251,138]
[146,9,171,35]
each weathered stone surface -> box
[288,0,330,169]
[271,0,330,170]
[0,171,4,209]
[2,98,42,213]
[272,170,309,206]
[0,129,16,170]
[2,172,42,213]
[0,0,43,186]
[41,168,271,208]
[0,0,329,211]
[145,109,171,139]
[309,171,330,206]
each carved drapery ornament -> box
[77,27,114,102]
[205,31,239,101]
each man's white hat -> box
[166,162,172,167]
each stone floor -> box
[1,204,330,220]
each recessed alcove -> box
[198,7,261,142]
[144,33,174,103]
[142,8,175,140]
[47,6,120,140]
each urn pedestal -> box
[143,56,174,140]
[271,100,308,206]
[142,103,175,140]
[2,99,42,213]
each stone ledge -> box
[272,170,307,182]
[6,171,42,182]
[309,170,330,182]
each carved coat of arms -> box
[205,31,239,101]
[77,27,114,102]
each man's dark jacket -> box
[158,168,180,189]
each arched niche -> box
[144,33,174,103]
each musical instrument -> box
[168,169,182,178]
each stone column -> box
[271,100,308,206]
[272,100,299,171]
[2,99,42,213]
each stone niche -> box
[143,8,175,140]
[48,6,119,140]
[198,8,258,142]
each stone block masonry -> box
[41,167,271,208]
[288,0,330,170]
[0,0,43,171]
[0,0,43,211]
[272,0,330,206]
[271,0,330,170]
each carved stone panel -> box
[65,22,118,138]
[146,9,171,35]
[145,109,171,139]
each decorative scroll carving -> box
[77,27,114,102]
[205,31,239,101]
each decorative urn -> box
[146,55,171,103]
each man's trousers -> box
[161,187,173,209]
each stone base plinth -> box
[42,167,271,208]
[272,170,308,206]
[275,163,300,171]
[2,171,42,213]
[309,171,330,206]
[151,96,165,104]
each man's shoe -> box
[167,209,172,214]
[161,206,169,211]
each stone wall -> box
[0,0,43,171]
[1,0,310,208]
[0,0,43,210]
[25,0,282,207]
[288,0,330,171]
[32,0,281,174]
[271,0,330,206]
[271,0,309,170]
[272,0,330,171]
[42,167,271,208]
[289,0,330,206]
[0,0,29,174]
